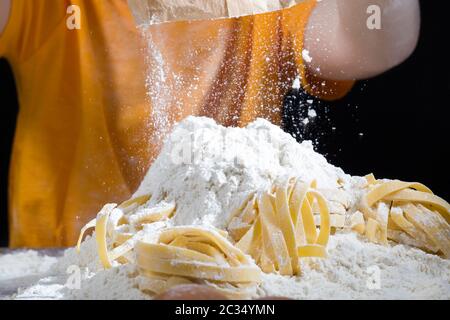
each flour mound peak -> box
[135,116,353,228]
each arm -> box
[304,0,421,80]
[0,0,11,35]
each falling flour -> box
[2,117,449,300]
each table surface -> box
[0,248,65,255]
[0,249,65,299]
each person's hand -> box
[127,0,304,26]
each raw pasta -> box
[359,175,450,258]
[227,178,331,275]
[77,173,450,299]
[136,227,261,299]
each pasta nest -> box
[227,178,335,275]
[136,227,261,299]
[77,195,260,299]
[360,174,450,258]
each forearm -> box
[305,0,421,80]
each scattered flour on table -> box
[0,251,58,300]
[3,117,449,300]
[260,233,450,300]
[0,251,57,281]
[3,233,449,300]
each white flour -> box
[260,233,450,300]
[2,117,449,300]
[134,116,358,228]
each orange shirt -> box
[0,0,353,248]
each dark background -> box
[0,1,448,247]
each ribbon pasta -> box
[76,195,259,299]
[136,227,261,299]
[76,194,176,268]
[359,175,450,258]
[227,178,332,275]
[76,172,450,299]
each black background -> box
[0,300,445,319]
[0,1,448,247]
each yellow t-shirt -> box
[0,0,353,248]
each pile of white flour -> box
[134,116,358,228]
[2,117,449,300]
